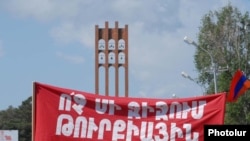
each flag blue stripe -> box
[234,75,247,98]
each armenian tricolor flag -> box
[227,70,250,102]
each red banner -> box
[32,82,226,141]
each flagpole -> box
[32,81,36,141]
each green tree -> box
[16,96,32,141]
[194,4,250,124]
[0,106,19,129]
[0,96,32,141]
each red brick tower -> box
[95,21,129,97]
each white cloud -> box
[56,51,84,64]
[2,0,87,22]
[50,22,94,48]
[1,0,249,98]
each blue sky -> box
[0,0,249,110]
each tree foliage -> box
[195,4,250,124]
[0,96,32,141]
